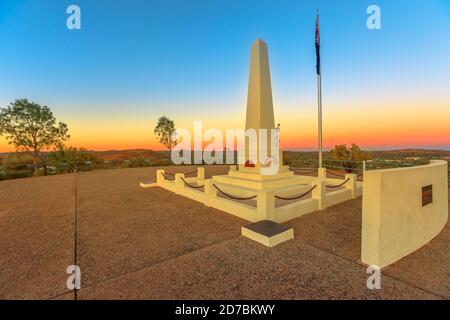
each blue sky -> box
[0,0,449,150]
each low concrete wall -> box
[326,189,352,207]
[361,160,448,268]
[151,169,362,223]
[275,198,318,223]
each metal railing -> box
[284,158,365,174]
[323,159,364,175]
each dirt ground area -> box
[0,165,448,299]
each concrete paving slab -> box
[78,236,438,299]
[383,220,450,298]
[290,198,363,262]
[291,197,450,298]
[75,166,245,287]
[0,166,447,300]
[0,174,75,299]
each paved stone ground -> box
[0,174,75,299]
[0,166,448,299]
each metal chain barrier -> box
[161,170,198,182]
[180,176,204,189]
[212,184,257,200]
[289,167,318,175]
[274,185,317,201]
[163,169,198,176]
[328,169,363,181]
[326,170,346,178]
[326,178,350,188]
[160,172,175,181]
[184,170,199,176]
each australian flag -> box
[315,13,320,75]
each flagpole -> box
[315,10,323,169]
[317,71,322,168]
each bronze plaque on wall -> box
[422,185,433,206]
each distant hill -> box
[285,148,450,157]
[92,149,171,161]
[1,148,449,163]
[83,148,450,164]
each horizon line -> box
[1,146,450,154]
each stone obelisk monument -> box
[143,38,363,247]
[241,38,280,174]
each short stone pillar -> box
[156,169,165,185]
[203,179,217,206]
[175,173,184,194]
[318,167,327,179]
[312,179,327,210]
[197,167,205,181]
[345,173,357,198]
[242,220,293,247]
[256,190,275,221]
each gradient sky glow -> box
[0,0,449,152]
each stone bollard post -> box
[345,173,358,198]
[318,167,327,179]
[175,173,184,194]
[156,169,165,185]
[197,167,205,182]
[256,190,275,221]
[203,179,217,206]
[312,179,327,210]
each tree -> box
[154,116,178,151]
[348,143,371,161]
[328,143,371,172]
[329,143,371,161]
[329,144,351,160]
[0,99,70,174]
[48,147,98,173]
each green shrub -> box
[0,169,33,180]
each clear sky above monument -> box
[0,0,449,151]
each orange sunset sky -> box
[0,1,449,152]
